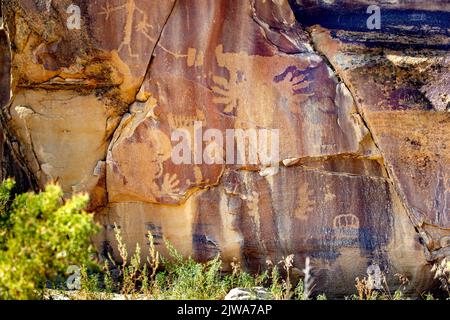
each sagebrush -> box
[0,179,99,299]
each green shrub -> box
[105,226,264,300]
[0,179,99,300]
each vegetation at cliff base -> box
[0,179,99,299]
[0,179,448,301]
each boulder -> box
[225,287,272,300]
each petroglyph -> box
[210,44,319,137]
[109,125,180,201]
[274,65,316,97]
[160,173,180,196]
[167,111,208,185]
[186,166,207,185]
[211,45,244,114]
[187,48,205,67]
[333,214,360,229]
[246,191,260,218]
[167,110,206,130]
[333,214,360,239]
[294,182,315,220]
[99,0,156,57]
[158,43,315,118]
[155,45,206,67]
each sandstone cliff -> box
[0,0,448,296]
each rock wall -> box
[0,4,35,192]
[0,0,448,296]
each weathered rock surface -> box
[293,0,450,263]
[0,6,35,192]
[0,13,9,108]
[0,0,448,297]
[225,287,272,300]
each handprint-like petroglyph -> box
[99,0,155,57]
[146,129,180,198]
[212,73,241,113]
[155,43,318,127]
[274,65,316,97]
[211,45,318,122]
[160,172,180,196]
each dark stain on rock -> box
[145,222,163,246]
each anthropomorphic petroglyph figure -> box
[114,125,180,200]
[294,182,315,220]
[147,129,180,197]
[99,0,154,57]
[155,43,319,164]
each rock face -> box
[0,5,35,192]
[0,0,448,296]
[294,0,450,262]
